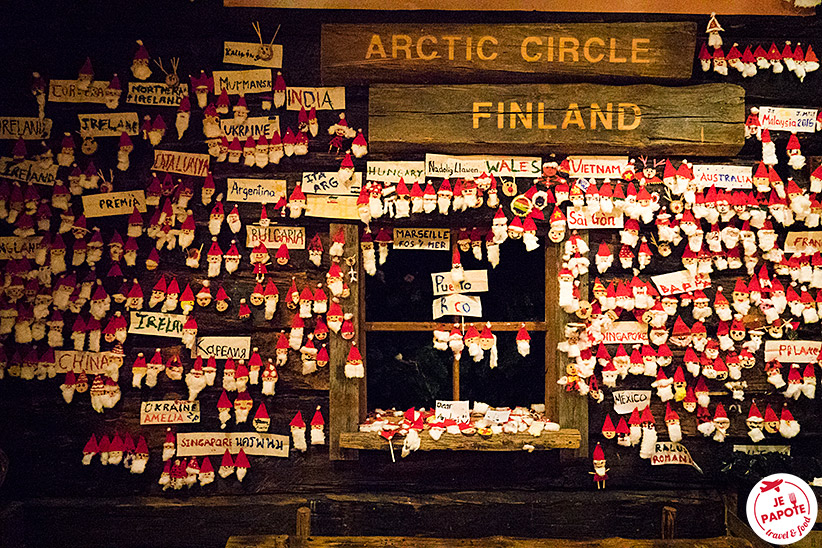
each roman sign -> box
[286,87,345,111]
[77,112,139,137]
[566,155,631,178]
[220,116,280,141]
[757,106,817,133]
[141,400,201,425]
[126,83,189,106]
[0,117,52,140]
[0,236,44,260]
[602,322,648,345]
[566,207,624,229]
[784,232,822,254]
[305,195,358,220]
[651,442,702,472]
[54,351,122,374]
[691,164,753,190]
[302,172,362,195]
[369,83,745,156]
[322,23,696,83]
[82,190,147,218]
[432,294,482,319]
[651,270,711,296]
[434,400,470,423]
[393,228,450,250]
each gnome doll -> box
[665,403,682,443]
[345,343,364,378]
[291,412,307,452]
[262,359,278,396]
[185,357,206,400]
[253,402,271,433]
[217,390,233,429]
[217,450,234,479]
[712,404,730,442]
[652,369,674,402]
[145,349,165,388]
[131,437,149,474]
[780,406,800,439]
[234,391,253,424]
[311,406,326,445]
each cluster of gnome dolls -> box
[5,35,373,489]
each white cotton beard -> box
[345,361,364,378]
[748,427,765,443]
[186,373,206,401]
[363,248,376,276]
[697,421,715,437]
[487,243,500,268]
[639,427,657,458]
[61,385,75,404]
[437,196,451,215]
[559,281,574,308]
[763,141,778,165]
[289,328,303,350]
[369,197,383,219]
[620,231,638,247]
[207,260,221,278]
[789,153,806,171]
[784,383,802,400]
[517,339,530,357]
[768,372,786,389]
[780,420,800,439]
[176,112,190,140]
[656,384,673,402]
[629,425,642,446]
[667,422,682,443]
[596,255,613,274]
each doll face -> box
[250,293,264,307]
[766,324,784,338]
[746,418,762,431]
[669,199,684,214]
[196,294,211,307]
[216,300,229,312]
[81,135,98,156]
[548,225,565,243]
[764,419,779,434]
[683,400,696,413]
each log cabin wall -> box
[0,2,820,547]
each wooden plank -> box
[369,83,745,156]
[328,223,360,461]
[339,430,581,451]
[726,509,772,548]
[365,321,549,332]
[544,244,559,425]
[322,23,695,85]
[226,0,816,16]
[227,535,289,548]
[250,536,752,548]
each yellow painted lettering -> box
[416,36,438,60]
[466,36,473,61]
[609,38,627,63]
[442,36,460,60]
[365,34,386,59]
[618,103,642,130]
[538,103,557,129]
[391,35,413,59]
[559,37,579,62]
[473,102,492,129]
[497,102,504,129]
[562,103,585,129]
[477,36,498,61]
[521,36,542,62]
[583,37,605,63]
[632,38,650,63]
[591,103,613,129]
[546,36,554,62]
[509,102,533,129]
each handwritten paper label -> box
[651,270,711,296]
[0,157,58,185]
[651,442,702,472]
[784,232,822,253]
[54,350,121,374]
[126,82,189,106]
[431,270,489,296]
[566,156,631,178]
[0,117,52,140]
[603,322,649,345]
[566,207,624,229]
[220,116,280,141]
[48,80,109,104]
[305,195,359,220]
[366,161,426,185]
[176,432,289,458]
[692,164,753,190]
[223,41,283,68]
[195,336,251,360]
[764,340,822,363]
[128,311,186,338]
[393,228,450,250]
[484,408,511,424]
[758,106,818,133]
[246,225,306,249]
[432,294,482,319]
[213,69,272,95]
[77,112,139,137]
[141,400,200,425]
[302,172,362,195]
[226,178,286,203]
[82,190,147,218]
[426,153,541,178]
[434,400,470,423]
[151,150,210,177]
[286,86,345,111]
[612,390,651,414]
[733,445,791,456]
[0,236,43,260]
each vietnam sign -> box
[369,83,745,156]
[566,207,624,229]
[322,23,696,83]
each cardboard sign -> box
[213,69,272,95]
[764,340,822,363]
[226,178,287,203]
[651,442,702,472]
[220,116,280,141]
[366,161,426,185]
[140,400,201,425]
[0,117,52,140]
[566,155,631,178]
[784,232,822,254]
[151,150,211,177]
[245,225,306,249]
[195,336,251,360]
[757,106,817,133]
[733,445,791,456]
[302,172,362,195]
[223,41,283,68]
[602,322,648,345]
[692,164,753,190]
[434,400,470,423]
[128,311,186,338]
[612,390,651,414]
[176,432,289,458]
[651,270,710,296]
[0,157,58,185]
[126,82,189,106]
[286,86,346,111]
[0,236,43,260]
[566,207,624,229]
[426,153,541,178]
[47,79,109,104]
[484,408,511,424]
[431,270,489,296]
[305,195,359,220]
[392,227,450,250]
[77,112,139,137]
[82,190,147,218]
[54,350,122,374]
[371,84,745,156]
[432,294,482,319]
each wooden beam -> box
[339,430,581,451]
[365,321,549,332]
[544,243,558,423]
[321,23,695,85]
[369,83,746,156]
[328,223,361,461]
[452,356,460,401]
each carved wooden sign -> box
[369,83,745,156]
[322,23,695,84]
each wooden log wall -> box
[0,1,820,547]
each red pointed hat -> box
[290,411,306,428]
